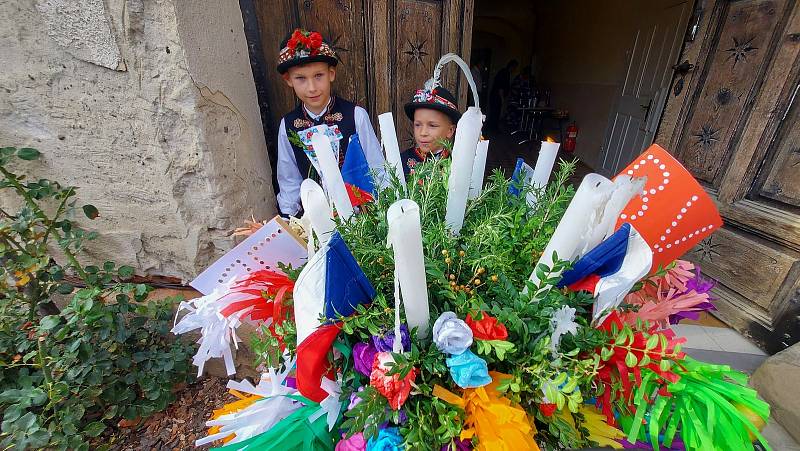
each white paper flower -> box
[549,305,578,353]
[432,311,473,354]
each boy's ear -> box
[328,65,336,82]
[282,73,293,87]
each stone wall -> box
[0,0,275,281]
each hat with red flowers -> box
[404,86,461,124]
[277,28,338,74]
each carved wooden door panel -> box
[659,0,800,353]
[370,0,474,149]
[253,0,474,150]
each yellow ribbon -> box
[434,372,540,451]
[555,405,625,449]
[207,390,263,444]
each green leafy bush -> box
[0,147,196,450]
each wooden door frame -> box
[656,0,800,352]
[368,0,476,121]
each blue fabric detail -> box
[341,133,376,195]
[324,232,376,320]
[557,223,631,288]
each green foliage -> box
[0,147,195,450]
[327,157,611,449]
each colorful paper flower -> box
[336,432,367,451]
[348,387,365,410]
[433,311,473,354]
[446,349,491,388]
[441,438,472,451]
[366,427,403,451]
[369,352,417,410]
[353,342,378,377]
[549,305,579,353]
[371,325,411,352]
[466,313,508,341]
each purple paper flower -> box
[684,265,716,295]
[371,325,411,352]
[354,342,378,377]
[441,438,471,450]
[348,387,365,410]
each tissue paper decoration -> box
[614,145,723,271]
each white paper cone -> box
[529,173,616,287]
[445,107,483,234]
[468,140,490,200]
[379,112,406,188]
[311,133,354,220]
[387,199,431,339]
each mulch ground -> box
[95,377,232,450]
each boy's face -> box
[284,62,336,112]
[413,108,456,154]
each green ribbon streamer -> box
[211,394,335,451]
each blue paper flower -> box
[446,349,492,388]
[366,427,403,451]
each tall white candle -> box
[445,106,483,234]
[529,174,616,287]
[531,139,560,190]
[300,179,336,244]
[311,133,354,221]
[378,112,406,189]
[468,140,489,200]
[386,199,430,339]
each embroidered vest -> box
[282,96,357,179]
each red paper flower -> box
[466,312,508,341]
[369,352,417,410]
[539,403,557,417]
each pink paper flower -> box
[336,432,367,451]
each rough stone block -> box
[751,343,800,443]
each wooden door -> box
[601,1,692,176]
[658,0,800,353]
[252,0,475,151]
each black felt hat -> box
[404,86,461,124]
[277,29,338,74]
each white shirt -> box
[276,103,385,216]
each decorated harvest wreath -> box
[173,55,771,451]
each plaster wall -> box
[0,0,275,281]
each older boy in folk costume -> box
[276,29,384,216]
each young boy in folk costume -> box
[276,29,384,216]
[401,86,461,176]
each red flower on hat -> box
[287,29,324,56]
[466,312,508,341]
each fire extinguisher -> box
[564,123,578,152]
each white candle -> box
[378,112,406,189]
[529,174,616,287]
[300,179,336,244]
[386,199,430,339]
[311,133,354,221]
[468,140,489,200]
[445,106,483,234]
[531,139,560,190]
